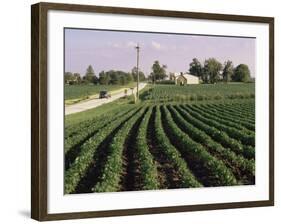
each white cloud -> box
[151,41,162,50]
[112,43,121,48]
[106,41,122,48]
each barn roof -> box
[175,73,198,80]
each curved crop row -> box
[134,107,159,190]
[65,106,133,154]
[154,106,203,188]
[161,105,238,187]
[196,104,255,131]
[175,105,254,160]
[207,102,255,121]
[64,106,141,194]
[211,103,255,123]
[65,119,93,139]
[192,104,255,133]
[168,105,255,182]
[93,107,147,192]
[183,105,255,147]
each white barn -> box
[171,72,199,85]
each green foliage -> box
[197,104,255,131]
[161,105,238,186]
[65,72,82,85]
[93,107,146,192]
[99,70,134,85]
[64,107,141,193]
[142,83,255,103]
[168,105,254,181]
[150,60,168,82]
[202,58,223,84]
[64,89,255,193]
[131,66,146,82]
[222,60,234,82]
[183,105,255,156]
[64,83,136,100]
[134,107,159,190]
[232,64,251,82]
[155,80,175,85]
[189,58,203,79]
[84,65,98,84]
[65,106,133,155]
[154,106,203,187]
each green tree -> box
[189,58,203,79]
[222,60,234,83]
[84,65,98,84]
[203,58,222,84]
[151,61,167,82]
[108,70,119,85]
[73,73,82,84]
[131,66,145,82]
[64,72,74,84]
[99,71,110,85]
[232,64,251,82]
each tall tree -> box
[84,65,98,84]
[131,66,145,82]
[232,64,251,82]
[99,71,110,85]
[203,58,222,84]
[222,60,234,83]
[151,61,167,82]
[189,58,203,79]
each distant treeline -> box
[188,58,254,83]
[65,58,254,85]
[65,65,145,85]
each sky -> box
[65,28,256,77]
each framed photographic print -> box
[31,2,274,221]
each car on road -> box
[99,90,111,99]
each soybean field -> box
[64,92,255,193]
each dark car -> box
[99,90,111,99]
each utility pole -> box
[135,43,140,101]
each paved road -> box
[65,83,147,115]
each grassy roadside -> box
[65,83,137,105]
[65,96,137,127]
[65,84,149,126]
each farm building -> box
[170,72,199,85]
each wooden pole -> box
[135,44,140,101]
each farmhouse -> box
[170,72,199,85]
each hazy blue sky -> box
[65,28,256,77]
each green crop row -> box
[168,105,255,181]
[197,104,255,131]
[134,107,159,190]
[143,84,255,103]
[154,106,203,188]
[176,105,254,160]
[206,102,255,122]
[183,105,255,147]
[212,103,255,123]
[64,106,141,194]
[161,105,238,187]
[192,104,255,134]
[93,107,147,192]
[64,106,133,155]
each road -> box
[65,83,147,115]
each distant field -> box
[65,83,136,101]
[141,83,255,102]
